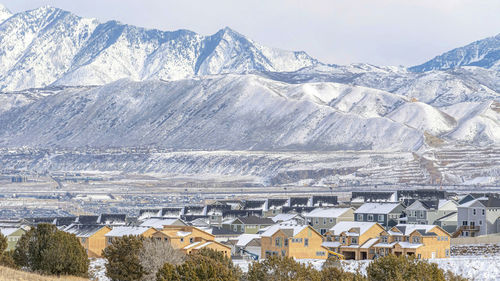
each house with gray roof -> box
[354,202,405,227]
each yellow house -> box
[324,221,385,260]
[261,225,329,260]
[325,222,451,260]
[152,225,231,258]
[384,224,451,259]
[104,226,157,247]
[63,224,111,258]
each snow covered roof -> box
[305,207,351,218]
[260,225,307,238]
[0,227,21,236]
[271,213,300,223]
[397,242,423,249]
[354,203,401,214]
[394,224,437,236]
[435,212,457,222]
[236,234,261,247]
[63,224,108,238]
[360,238,379,249]
[322,241,341,248]
[177,231,191,237]
[459,199,485,208]
[139,218,185,228]
[183,241,201,250]
[373,242,397,248]
[329,221,379,236]
[105,226,152,237]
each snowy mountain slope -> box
[410,33,500,72]
[387,102,457,135]
[0,4,11,22]
[444,101,500,145]
[0,75,424,151]
[0,5,318,91]
[261,66,500,107]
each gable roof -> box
[140,218,186,228]
[271,213,302,223]
[305,208,351,218]
[105,226,152,237]
[393,224,437,236]
[435,211,457,222]
[260,225,308,238]
[238,216,274,225]
[479,196,500,208]
[63,224,109,238]
[329,221,380,236]
[459,199,485,208]
[0,227,23,236]
[354,203,401,214]
[235,234,261,247]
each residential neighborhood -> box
[0,190,499,263]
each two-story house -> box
[222,216,274,234]
[324,221,385,260]
[405,199,458,225]
[304,208,354,235]
[63,224,111,258]
[456,199,487,237]
[104,226,157,247]
[261,225,329,260]
[354,203,405,227]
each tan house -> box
[0,227,27,251]
[324,221,385,260]
[104,226,157,247]
[324,222,451,260]
[152,225,231,257]
[261,225,329,260]
[63,224,111,258]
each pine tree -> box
[103,235,145,281]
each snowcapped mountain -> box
[0,4,11,22]
[0,5,318,91]
[0,76,424,151]
[410,33,500,72]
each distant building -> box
[63,224,111,257]
[0,227,27,251]
[354,203,405,227]
[304,208,354,235]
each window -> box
[419,211,424,218]
[368,214,374,221]
[323,218,327,225]
[445,249,450,257]
[412,236,420,243]
[281,250,286,256]
[462,221,468,226]
[482,209,485,215]
[304,238,309,247]
[190,238,194,243]
[394,236,401,242]
[378,215,384,222]
[479,220,482,225]
[342,237,346,244]
[315,219,319,224]
[275,237,281,247]
[164,237,168,242]
[316,251,326,256]
[351,237,358,245]
[330,218,334,223]
[284,238,288,247]
[417,254,421,259]
[473,209,476,215]
[381,236,388,243]
[180,238,184,243]
[320,229,326,235]
[357,214,363,221]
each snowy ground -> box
[91,255,500,281]
[234,255,500,281]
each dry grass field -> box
[0,266,89,281]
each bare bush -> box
[138,238,185,281]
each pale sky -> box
[2,0,500,66]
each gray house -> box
[406,199,458,225]
[354,202,405,227]
[304,208,354,235]
[457,199,486,237]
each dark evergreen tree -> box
[103,235,145,281]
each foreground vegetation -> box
[0,266,88,281]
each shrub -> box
[12,223,88,277]
[102,235,145,281]
[245,255,321,281]
[366,255,468,281]
[0,234,17,269]
[156,249,240,281]
[321,256,366,281]
[138,238,185,281]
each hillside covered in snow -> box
[0,4,499,185]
